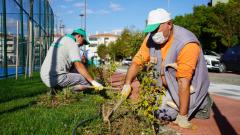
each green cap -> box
[73,28,90,45]
[143,23,160,33]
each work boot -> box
[194,94,213,119]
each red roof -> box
[89,33,119,38]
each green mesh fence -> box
[0,0,54,78]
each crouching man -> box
[120,8,212,128]
[40,28,103,91]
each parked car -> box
[122,58,132,66]
[219,45,240,73]
[203,50,221,72]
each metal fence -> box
[0,0,54,78]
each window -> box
[89,37,97,41]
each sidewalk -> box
[168,95,240,135]
[109,72,240,135]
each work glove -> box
[91,80,103,91]
[173,114,192,129]
[121,84,131,99]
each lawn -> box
[0,73,105,135]
[0,72,178,135]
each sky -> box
[50,0,210,35]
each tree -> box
[97,44,108,59]
[210,1,240,47]
[174,0,240,52]
[108,28,145,60]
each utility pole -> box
[84,0,86,31]
[83,0,87,52]
[80,14,84,29]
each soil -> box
[77,99,180,135]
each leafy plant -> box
[92,60,118,87]
[134,63,166,123]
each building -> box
[0,33,15,65]
[88,33,119,46]
[211,0,229,6]
[86,33,119,63]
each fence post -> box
[19,0,25,72]
[39,0,42,67]
[16,21,19,80]
[2,0,8,78]
[28,0,34,78]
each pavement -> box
[209,83,240,100]
[168,95,240,135]
[110,67,240,135]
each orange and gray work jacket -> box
[134,25,210,120]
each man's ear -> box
[167,20,173,30]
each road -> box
[208,72,240,100]
[117,65,240,100]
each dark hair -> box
[72,32,84,38]
[71,32,80,36]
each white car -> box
[203,50,221,71]
[122,58,132,66]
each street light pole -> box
[54,15,59,35]
[59,20,65,36]
[167,0,170,11]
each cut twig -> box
[102,98,124,123]
[79,85,121,91]
[102,105,111,131]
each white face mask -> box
[152,31,169,44]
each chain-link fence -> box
[0,0,54,78]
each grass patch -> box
[0,73,48,103]
[0,73,106,135]
[0,91,105,135]
[0,72,108,135]
[0,96,36,114]
[0,70,178,135]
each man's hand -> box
[91,80,103,91]
[121,84,131,99]
[173,114,192,128]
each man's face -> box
[151,21,172,38]
[76,34,85,45]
